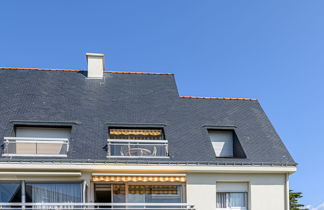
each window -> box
[217,192,247,209]
[1,182,83,203]
[128,185,183,203]
[216,183,248,209]
[94,183,184,204]
[3,126,71,157]
[0,182,22,202]
[107,128,168,158]
[25,182,82,203]
[208,130,234,157]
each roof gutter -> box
[0,162,297,174]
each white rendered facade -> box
[0,162,296,210]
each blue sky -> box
[0,0,323,208]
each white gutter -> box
[0,163,297,174]
[0,171,81,176]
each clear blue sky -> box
[0,0,323,208]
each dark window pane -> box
[0,183,22,202]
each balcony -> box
[107,139,168,158]
[2,137,69,157]
[0,203,195,210]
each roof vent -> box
[86,53,105,79]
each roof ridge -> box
[105,71,173,75]
[0,67,174,75]
[0,67,85,72]
[180,96,257,101]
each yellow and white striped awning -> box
[109,129,162,136]
[92,174,186,183]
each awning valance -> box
[109,129,162,136]
[92,175,186,183]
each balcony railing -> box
[0,203,195,210]
[2,137,69,157]
[107,139,169,158]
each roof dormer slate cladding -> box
[0,68,296,165]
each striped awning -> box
[109,129,162,136]
[92,175,186,182]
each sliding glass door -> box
[0,182,82,204]
[25,183,82,203]
[95,183,184,205]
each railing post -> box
[21,180,26,210]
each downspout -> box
[285,173,290,210]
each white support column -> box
[83,180,87,203]
[285,173,290,210]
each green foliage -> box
[290,190,309,210]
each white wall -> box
[186,173,287,210]
[0,166,291,210]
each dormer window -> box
[208,129,246,158]
[107,128,168,158]
[208,130,234,157]
[2,126,71,157]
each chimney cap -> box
[86,53,104,57]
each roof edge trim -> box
[180,96,257,101]
[0,67,174,75]
[0,67,85,72]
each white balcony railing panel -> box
[107,139,169,158]
[0,203,195,210]
[2,137,69,157]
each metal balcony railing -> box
[107,139,169,158]
[2,137,69,157]
[0,203,195,210]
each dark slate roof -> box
[0,68,296,166]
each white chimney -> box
[86,53,105,79]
